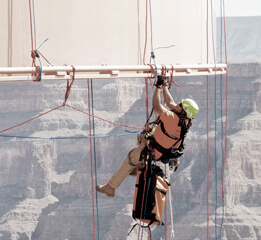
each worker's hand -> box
[154,75,166,88]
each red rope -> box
[28,0,34,63]
[143,0,149,64]
[87,80,96,240]
[145,64,156,127]
[63,66,76,106]
[0,105,64,134]
[145,78,149,120]
[146,64,157,88]
[168,65,181,89]
[161,65,167,78]
[28,0,42,82]
[65,105,144,130]
[37,50,51,65]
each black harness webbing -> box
[152,114,192,155]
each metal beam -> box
[0,64,227,82]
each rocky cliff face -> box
[0,63,261,240]
[217,16,261,63]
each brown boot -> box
[96,183,115,198]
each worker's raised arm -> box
[162,86,177,110]
[153,76,167,115]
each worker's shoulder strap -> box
[156,113,192,153]
[159,111,192,141]
[176,113,192,151]
[158,120,179,141]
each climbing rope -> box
[28,0,51,81]
[143,0,149,65]
[91,79,100,240]
[167,167,175,239]
[220,0,229,238]
[0,105,64,134]
[87,79,96,240]
[63,66,76,105]
[209,0,219,238]
[0,104,143,137]
[165,165,168,239]
[206,0,210,239]
[205,1,229,239]
[66,105,144,130]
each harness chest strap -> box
[151,117,192,155]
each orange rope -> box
[145,78,149,120]
[0,105,64,134]
[63,66,76,106]
[65,105,144,130]
[28,0,42,81]
[143,0,149,64]
[28,0,34,63]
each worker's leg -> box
[108,136,146,189]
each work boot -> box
[96,183,115,198]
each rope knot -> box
[63,66,76,106]
[31,50,36,60]
[33,66,42,82]
[35,50,40,58]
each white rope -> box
[167,167,175,238]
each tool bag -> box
[132,164,170,226]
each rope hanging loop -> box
[63,65,76,106]
[33,66,42,82]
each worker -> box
[96,75,199,198]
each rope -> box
[143,0,149,65]
[0,103,143,138]
[33,65,42,82]
[165,164,167,240]
[221,0,228,207]
[137,164,149,239]
[28,0,50,81]
[65,105,143,130]
[0,105,64,134]
[220,0,229,238]
[63,66,76,106]
[167,168,175,238]
[145,78,150,121]
[0,132,140,140]
[206,0,210,239]
[91,79,100,240]
[28,0,40,81]
[139,159,153,240]
[209,0,219,238]
[28,0,34,59]
[87,79,96,240]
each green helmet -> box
[181,98,199,119]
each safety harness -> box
[145,108,192,163]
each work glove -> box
[154,75,166,88]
